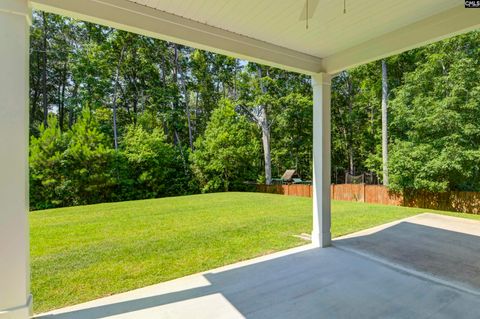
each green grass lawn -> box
[30,192,480,313]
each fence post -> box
[362,184,366,203]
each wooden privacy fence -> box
[257,184,313,197]
[256,184,480,214]
[331,184,403,206]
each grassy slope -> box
[30,192,480,313]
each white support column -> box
[311,73,332,248]
[0,0,32,318]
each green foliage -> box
[29,11,480,202]
[30,109,116,209]
[30,108,193,209]
[271,93,313,179]
[388,32,480,192]
[121,125,189,198]
[331,66,381,179]
[191,99,261,192]
[30,116,67,209]
[62,108,117,205]
[330,51,419,182]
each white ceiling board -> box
[31,0,480,74]
[31,0,324,74]
[130,0,462,57]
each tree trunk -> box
[260,110,272,185]
[140,89,146,114]
[256,66,272,185]
[179,61,194,150]
[42,12,48,126]
[349,146,354,175]
[112,46,126,151]
[31,50,42,128]
[160,56,169,138]
[172,44,180,146]
[193,92,199,139]
[69,82,78,129]
[186,94,194,151]
[381,59,389,186]
[347,78,354,175]
[59,61,67,131]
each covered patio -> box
[1,0,480,318]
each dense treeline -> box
[29,12,480,209]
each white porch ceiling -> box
[130,0,457,58]
[31,0,480,74]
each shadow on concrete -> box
[36,218,480,319]
[335,221,480,291]
[36,249,333,319]
[36,247,339,319]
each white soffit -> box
[31,0,480,74]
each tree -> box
[41,12,49,127]
[331,66,381,181]
[271,93,313,179]
[121,125,187,199]
[62,108,117,205]
[112,43,126,150]
[388,32,480,192]
[28,11,480,208]
[381,59,389,185]
[238,64,276,184]
[191,99,260,192]
[30,116,67,209]
[30,108,117,209]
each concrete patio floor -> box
[36,213,480,319]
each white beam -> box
[311,73,331,248]
[323,5,480,74]
[30,0,323,75]
[0,0,32,318]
